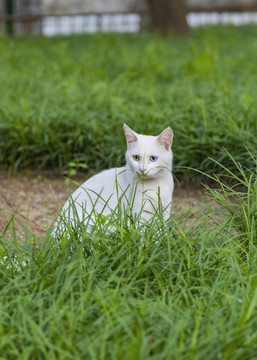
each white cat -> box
[54,124,174,236]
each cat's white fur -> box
[55,124,174,235]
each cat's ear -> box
[123,124,138,147]
[157,127,173,151]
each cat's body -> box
[54,124,174,235]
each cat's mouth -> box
[136,166,169,180]
[136,170,154,180]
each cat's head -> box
[123,124,173,179]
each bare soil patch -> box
[0,173,214,237]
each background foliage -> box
[0,26,257,175]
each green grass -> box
[1,27,257,358]
[1,154,257,359]
[0,26,257,175]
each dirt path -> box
[0,173,212,237]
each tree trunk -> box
[146,0,190,36]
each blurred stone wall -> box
[1,0,257,16]
[42,0,257,14]
[43,0,145,14]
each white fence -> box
[42,12,257,36]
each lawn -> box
[0,26,257,175]
[1,156,257,359]
[1,26,257,359]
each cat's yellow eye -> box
[133,155,140,161]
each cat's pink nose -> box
[140,168,146,174]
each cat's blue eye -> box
[150,155,158,162]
